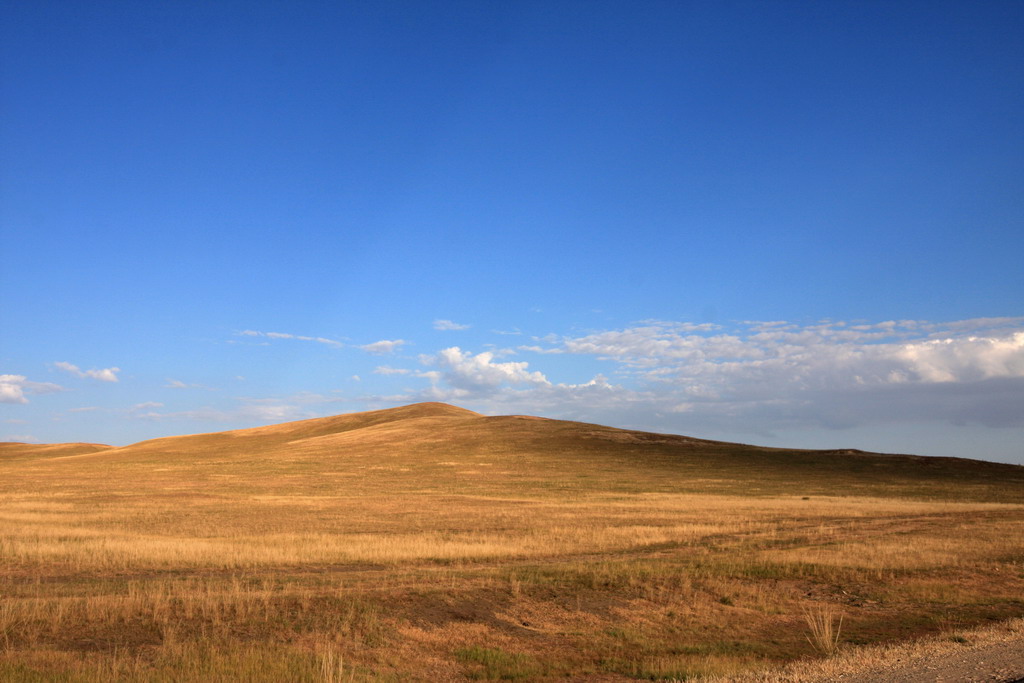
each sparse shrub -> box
[803,606,843,655]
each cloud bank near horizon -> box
[167,317,1024,436]
[6,316,1022,460]
[389,317,1024,435]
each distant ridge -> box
[0,442,111,461]
[4,402,1021,501]
[32,402,483,460]
[225,401,482,439]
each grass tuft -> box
[804,606,843,656]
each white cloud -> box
[434,319,471,331]
[0,375,28,404]
[236,403,313,422]
[0,374,63,403]
[385,361,626,422]
[91,368,120,382]
[238,330,343,348]
[389,318,1024,438]
[519,345,565,354]
[127,402,166,419]
[132,400,316,424]
[165,378,214,390]
[373,366,410,375]
[894,333,1024,383]
[360,340,406,355]
[535,317,1024,430]
[54,362,120,382]
[419,347,550,395]
[547,319,1024,388]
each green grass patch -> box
[455,646,540,680]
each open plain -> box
[1,402,1022,681]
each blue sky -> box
[2,1,1022,464]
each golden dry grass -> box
[718,616,1024,682]
[1,402,1022,681]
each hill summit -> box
[2,402,1022,501]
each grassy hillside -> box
[14,401,1022,501]
[1,403,1022,681]
[0,442,109,461]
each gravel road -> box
[726,618,1024,683]
[833,634,1024,682]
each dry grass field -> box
[1,402,1022,681]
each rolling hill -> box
[4,401,1021,501]
[2,403,1023,681]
